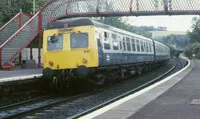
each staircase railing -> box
[0,12,40,65]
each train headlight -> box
[82,58,87,64]
[49,61,54,67]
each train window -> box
[113,39,119,50]
[123,38,126,51]
[136,40,140,52]
[146,42,149,52]
[70,33,88,48]
[47,35,63,51]
[149,42,152,52]
[112,34,117,39]
[120,41,123,50]
[126,37,131,51]
[104,32,108,41]
[131,39,136,51]
[143,41,146,52]
[141,41,144,52]
[112,34,118,50]
[104,43,111,50]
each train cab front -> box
[43,24,99,78]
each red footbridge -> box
[0,0,199,67]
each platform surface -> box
[131,60,199,119]
[83,60,199,119]
[0,68,43,83]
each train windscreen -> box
[47,35,63,51]
[70,33,88,49]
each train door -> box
[97,37,104,66]
[95,28,104,66]
[152,40,156,61]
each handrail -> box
[0,12,40,49]
[0,13,21,31]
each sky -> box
[126,15,198,32]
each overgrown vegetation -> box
[156,35,189,51]
[0,0,49,27]
[184,17,200,59]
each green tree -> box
[0,0,49,27]
[184,42,200,59]
[185,16,200,59]
[188,17,200,43]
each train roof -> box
[45,18,94,30]
[46,18,149,39]
[45,18,169,48]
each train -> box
[42,18,170,86]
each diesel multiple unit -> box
[42,18,170,81]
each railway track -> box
[0,58,183,119]
[0,92,97,119]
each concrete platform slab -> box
[0,68,43,83]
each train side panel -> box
[95,27,155,67]
[154,40,170,62]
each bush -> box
[184,42,200,59]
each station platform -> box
[81,60,199,119]
[0,68,43,83]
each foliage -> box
[167,45,181,57]
[0,0,49,27]
[157,35,189,50]
[185,16,200,59]
[184,42,200,59]
[187,17,200,43]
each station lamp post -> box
[33,0,36,14]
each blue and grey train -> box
[42,18,170,81]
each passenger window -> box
[123,38,126,51]
[136,40,140,52]
[104,32,108,41]
[146,42,149,52]
[120,41,123,50]
[131,39,136,51]
[143,41,146,52]
[141,41,144,52]
[113,39,119,50]
[126,37,131,51]
[103,32,110,50]
[112,34,117,39]
[104,43,110,49]
[112,34,118,50]
[149,42,152,52]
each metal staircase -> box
[0,12,39,66]
[0,0,70,67]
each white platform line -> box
[0,74,43,83]
[79,60,191,119]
